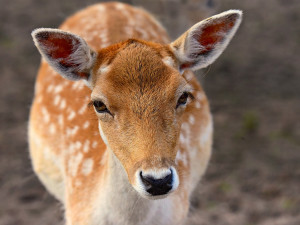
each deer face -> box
[32,10,242,199]
[91,41,193,198]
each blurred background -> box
[0,0,299,224]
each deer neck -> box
[93,148,159,225]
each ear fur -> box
[32,28,97,81]
[170,10,243,72]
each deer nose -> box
[140,169,173,196]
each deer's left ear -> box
[170,10,242,72]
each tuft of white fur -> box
[162,56,176,68]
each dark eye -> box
[93,101,110,114]
[176,92,189,108]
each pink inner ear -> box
[38,33,79,60]
[198,19,235,54]
[37,32,89,78]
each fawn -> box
[29,2,242,225]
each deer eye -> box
[93,101,110,114]
[176,91,194,109]
[176,92,190,109]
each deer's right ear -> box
[32,28,97,82]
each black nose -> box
[140,170,173,196]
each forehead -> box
[93,41,185,103]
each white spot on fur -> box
[81,158,94,176]
[189,115,195,125]
[41,107,50,123]
[83,121,90,129]
[99,33,107,40]
[37,96,43,104]
[49,123,56,134]
[54,85,63,94]
[181,122,191,148]
[98,4,106,12]
[47,85,54,93]
[78,104,87,115]
[83,140,90,153]
[66,126,79,137]
[68,143,76,155]
[68,153,83,177]
[92,141,98,148]
[175,149,188,166]
[59,99,66,109]
[75,141,82,150]
[179,133,186,144]
[181,122,190,133]
[99,33,109,46]
[50,69,58,77]
[53,95,61,106]
[68,110,76,121]
[195,101,201,109]
[72,82,80,90]
[72,81,84,90]
[115,2,126,10]
[58,115,64,126]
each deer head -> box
[32,10,242,199]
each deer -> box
[29,2,242,225]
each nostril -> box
[140,170,173,196]
[140,171,151,186]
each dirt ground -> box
[0,0,299,224]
